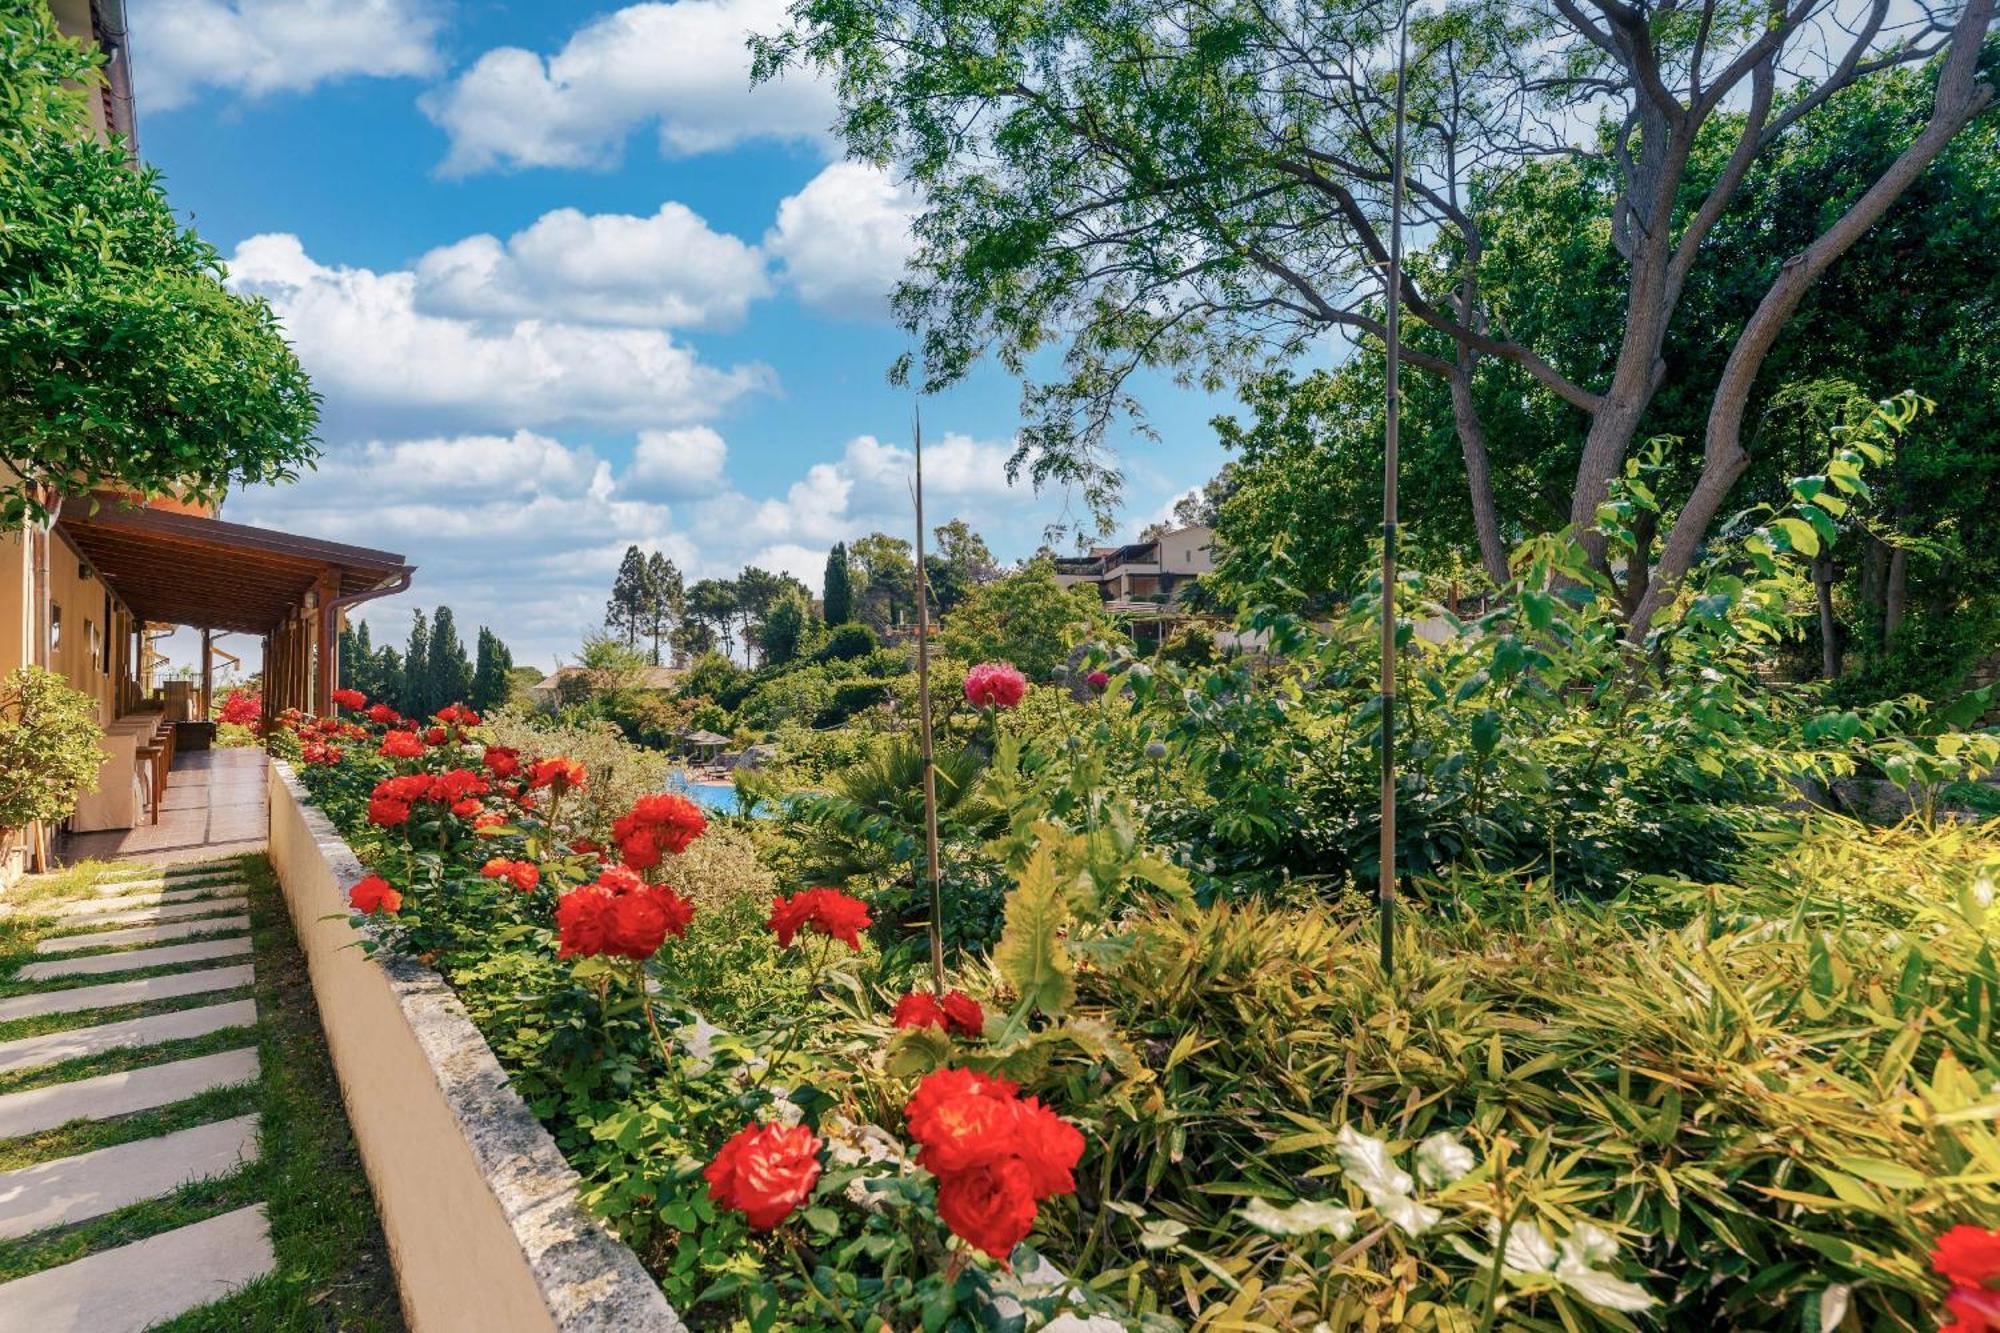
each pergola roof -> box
[58,499,413,635]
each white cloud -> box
[420,0,836,176]
[766,163,921,318]
[413,203,769,330]
[226,233,772,434]
[627,426,730,498]
[133,0,442,111]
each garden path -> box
[0,856,271,1331]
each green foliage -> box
[822,542,854,626]
[0,4,319,524]
[470,626,514,713]
[758,587,814,666]
[0,666,103,839]
[939,559,1110,680]
[813,622,880,664]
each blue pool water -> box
[665,773,765,816]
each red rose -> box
[331,687,366,710]
[934,1158,1041,1260]
[569,837,602,856]
[767,887,872,950]
[617,826,662,871]
[608,892,669,959]
[481,858,539,892]
[366,796,411,827]
[451,798,483,820]
[704,1123,823,1231]
[939,990,985,1038]
[435,703,480,728]
[964,661,1027,709]
[554,887,615,958]
[367,703,399,725]
[1008,1096,1086,1197]
[893,991,947,1031]
[484,746,521,778]
[596,864,644,894]
[905,1068,1026,1177]
[528,757,587,793]
[350,874,401,915]
[425,726,448,746]
[474,811,506,830]
[1937,1226,2000,1290]
[379,731,425,759]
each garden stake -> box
[1377,2,1411,980]
[911,407,948,995]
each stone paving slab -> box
[0,1049,259,1140]
[16,937,251,983]
[51,880,248,912]
[0,1114,260,1240]
[50,892,248,920]
[0,966,255,1025]
[0,1001,258,1076]
[37,917,252,955]
[0,1203,274,1333]
[89,875,245,898]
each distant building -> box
[1053,524,1217,645]
[528,664,684,703]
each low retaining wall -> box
[266,761,683,1333]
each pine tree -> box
[427,607,475,713]
[470,626,514,712]
[759,587,812,665]
[608,546,647,647]
[823,542,853,625]
[642,551,683,666]
[402,610,430,717]
[374,646,403,711]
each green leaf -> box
[1773,518,1820,557]
[994,842,1076,1016]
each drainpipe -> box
[92,0,139,161]
[321,569,414,699]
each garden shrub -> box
[818,678,889,726]
[0,666,104,844]
[483,710,670,829]
[813,622,881,663]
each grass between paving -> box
[0,855,405,1329]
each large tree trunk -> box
[1628,0,1994,638]
[1885,535,1908,643]
[1446,367,1509,585]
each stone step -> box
[16,938,252,983]
[89,876,246,899]
[49,892,248,921]
[36,917,252,955]
[0,1204,274,1333]
[0,966,255,1025]
[0,1001,258,1076]
[0,1114,260,1241]
[0,1049,259,1140]
[94,861,241,884]
[56,880,246,912]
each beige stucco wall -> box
[265,769,558,1333]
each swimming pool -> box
[666,772,765,816]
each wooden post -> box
[1378,7,1411,980]
[199,627,213,721]
[313,570,342,713]
[912,409,946,996]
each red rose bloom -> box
[483,746,521,779]
[893,990,984,1038]
[366,795,411,827]
[528,757,587,793]
[935,1158,1041,1260]
[481,858,540,892]
[767,887,872,950]
[611,793,708,870]
[554,869,693,959]
[331,687,366,710]
[367,703,399,725]
[1937,1226,2000,1290]
[554,887,615,958]
[1947,1286,2000,1332]
[893,991,946,1031]
[425,726,448,746]
[379,730,425,759]
[474,811,506,830]
[704,1123,823,1231]
[939,990,985,1037]
[570,837,602,856]
[451,798,483,820]
[435,703,480,728]
[1085,670,1109,692]
[607,892,669,959]
[349,874,401,915]
[964,661,1028,709]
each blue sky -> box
[130,0,1237,671]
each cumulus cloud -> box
[627,426,730,498]
[420,0,836,176]
[766,163,922,318]
[133,0,442,111]
[413,203,769,330]
[226,233,772,434]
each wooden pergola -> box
[58,497,413,726]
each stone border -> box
[266,761,683,1333]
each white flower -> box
[1558,1221,1619,1269]
[1377,1193,1444,1237]
[1490,1219,1557,1274]
[1239,1198,1359,1239]
[1973,876,1995,909]
[1333,1125,1414,1203]
[1414,1132,1476,1188]
[1491,1218,1655,1313]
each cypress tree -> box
[608,546,647,647]
[427,607,475,712]
[823,542,853,625]
[402,610,430,717]
[470,626,514,712]
[643,551,683,666]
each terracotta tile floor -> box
[60,749,267,867]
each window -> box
[50,602,61,651]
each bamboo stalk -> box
[1378,5,1411,979]
[912,409,947,994]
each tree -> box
[925,519,998,614]
[0,667,105,846]
[851,532,917,631]
[0,5,318,527]
[373,645,404,713]
[470,626,514,713]
[402,611,431,718]
[761,0,1998,633]
[643,551,684,666]
[1141,464,1241,542]
[339,619,374,699]
[940,559,1111,679]
[687,579,740,658]
[759,587,815,666]
[823,542,855,626]
[426,607,474,713]
[607,546,648,648]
